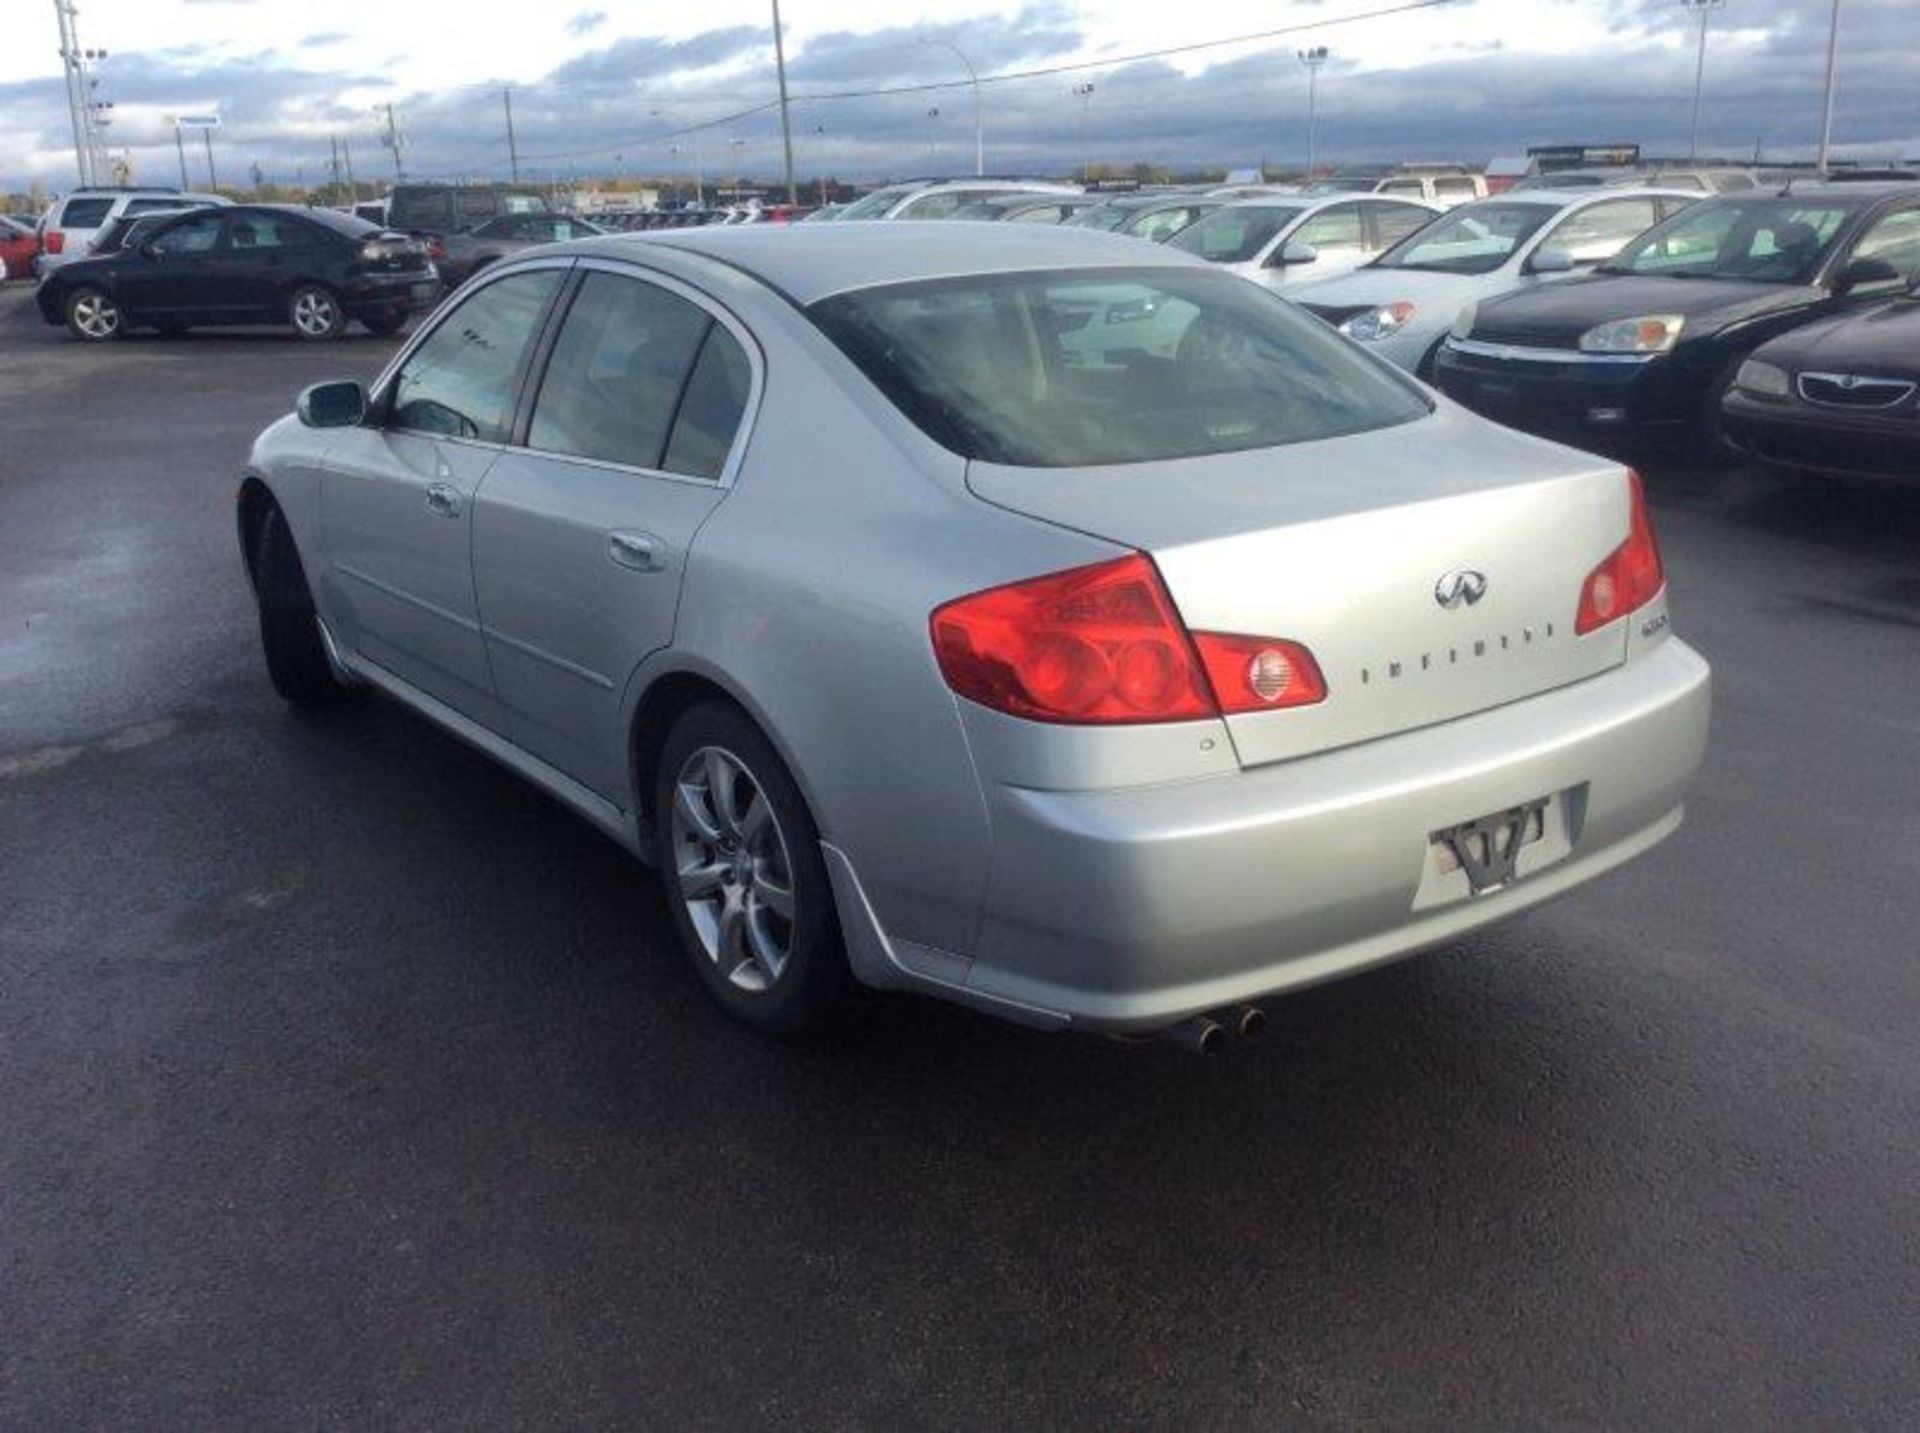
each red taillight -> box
[930,553,1326,725]
[426,236,447,261]
[1576,470,1665,635]
[46,230,64,254]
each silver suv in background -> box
[36,187,230,275]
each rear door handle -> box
[425,482,462,518]
[608,530,662,572]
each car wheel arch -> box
[236,475,278,592]
[626,661,829,860]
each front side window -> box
[150,214,226,255]
[810,268,1427,468]
[1373,201,1556,274]
[1167,205,1307,264]
[387,269,563,442]
[1537,197,1661,266]
[1294,204,1366,254]
[1849,208,1920,282]
[1604,198,1853,282]
[1130,207,1202,243]
[527,272,714,470]
[1366,202,1435,248]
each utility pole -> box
[177,121,191,188]
[203,128,217,190]
[1072,82,1095,183]
[503,88,520,183]
[52,0,92,185]
[921,38,983,177]
[1816,0,1843,171]
[770,0,797,205]
[383,102,405,181]
[1298,46,1329,181]
[342,135,357,199]
[1682,0,1725,164]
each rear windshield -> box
[1167,205,1306,264]
[59,197,114,229]
[1600,197,1855,283]
[809,267,1428,468]
[1373,201,1556,274]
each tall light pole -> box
[770,0,797,205]
[920,37,983,177]
[925,107,942,167]
[727,136,745,201]
[1681,0,1725,163]
[1071,82,1095,183]
[1816,0,1843,171]
[1298,46,1329,181]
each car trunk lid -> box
[966,406,1635,768]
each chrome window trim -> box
[1445,337,1662,366]
[365,256,578,457]
[1795,371,1917,409]
[507,254,768,491]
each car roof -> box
[575,222,1206,303]
[1472,187,1700,206]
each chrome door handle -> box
[424,482,462,518]
[608,531,662,572]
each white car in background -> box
[835,179,1082,221]
[35,187,232,276]
[1166,194,1440,291]
[1290,188,1700,377]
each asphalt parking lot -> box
[3,283,1917,1428]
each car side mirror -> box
[139,242,162,260]
[1834,255,1902,296]
[296,380,367,429]
[1273,239,1320,267]
[1529,248,1575,275]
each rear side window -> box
[227,214,315,250]
[387,270,563,442]
[661,327,752,479]
[810,267,1428,468]
[528,272,713,470]
[59,198,113,229]
[1435,177,1479,200]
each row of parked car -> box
[15,173,1917,481]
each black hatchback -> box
[1433,183,1920,454]
[36,204,440,342]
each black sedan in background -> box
[437,212,605,286]
[37,204,440,342]
[1434,183,1920,454]
[1722,293,1920,480]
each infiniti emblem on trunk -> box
[1435,569,1489,609]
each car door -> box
[209,211,321,319]
[318,265,568,728]
[114,210,229,321]
[470,264,757,799]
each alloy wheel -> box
[668,745,798,993]
[291,289,338,337]
[71,292,120,339]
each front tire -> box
[654,701,851,1035]
[252,502,350,704]
[287,284,346,341]
[65,287,122,342]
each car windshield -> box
[1068,205,1132,231]
[1166,205,1307,264]
[1599,198,1854,283]
[1372,201,1555,274]
[1303,179,1379,194]
[808,267,1428,468]
[836,186,917,221]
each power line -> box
[410,0,1460,177]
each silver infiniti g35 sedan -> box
[236,223,1710,1047]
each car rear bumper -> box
[340,269,442,314]
[1722,392,1920,481]
[842,638,1710,1034]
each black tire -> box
[1694,356,1745,465]
[287,284,346,341]
[653,700,851,1035]
[361,311,406,337]
[1415,336,1446,384]
[252,502,350,704]
[64,286,123,342]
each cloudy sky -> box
[2,0,1913,194]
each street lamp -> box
[1071,82,1095,183]
[920,37,984,177]
[926,106,942,167]
[656,109,707,207]
[1297,46,1329,181]
[1680,0,1726,163]
[1816,0,1843,171]
[727,135,746,201]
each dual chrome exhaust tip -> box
[1161,1003,1266,1055]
